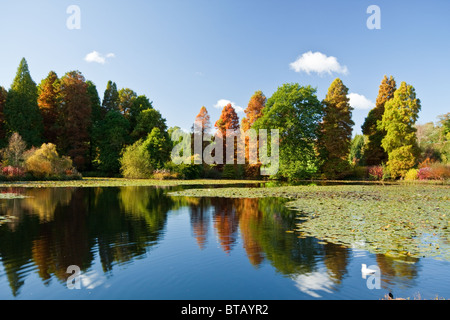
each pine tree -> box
[361,75,396,165]
[317,78,354,178]
[37,71,60,144]
[58,71,92,170]
[86,80,103,170]
[380,81,421,178]
[4,58,43,147]
[102,80,119,113]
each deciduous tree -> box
[58,71,92,170]
[38,71,60,144]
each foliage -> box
[4,58,43,147]
[349,134,365,165]
[57,71,92,170]
[1,132,27,167]
[37,71,60,144]
[317,78,354,179]
[380,81,421,178]
[404,168,418,180]
[368,165,383,180]
[241,91,266,132]
[96,110,130,174]
[361,75,396,165]
[24,143,78,179]
[120,138,153,179]
[102,80,119,113]
[131,107,167,141]
[253,83,322,180]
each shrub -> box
[404,168,418,180]
[152,168,179,180]
[429,163,450,180]
[417,167,432,180]
[368,165,383,180]
[120,139,153,179]
[1,166,25,179]
[24,143,76,179]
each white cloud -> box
[84,51,115,64]
[213,99,244,113]
[348,93,374,110]
[293,270,334,298]
[289,51,348,76]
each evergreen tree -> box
[361,75,396,165]
[86,80,103,170]
[380,81,421,178]
[4,58,43,147]
[317,78,354,178]
[0,86,7,146]
[102,80,119,113]
[37,71,60,144]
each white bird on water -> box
[361,264,377,279]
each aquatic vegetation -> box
[169,183,450,261]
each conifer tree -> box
[102,80,119,113]
[317,78,354,178]
[4,58,43,147]
[58,71,92,170]
[0,86,7,146]
[38,71,60,144]
[380,81,421,178]
[361,75,396,165]
[241,91,266,132]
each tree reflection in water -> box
[0,186,422,297]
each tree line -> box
[0,58,448,181]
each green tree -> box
[131,107,167,141]
[0,86,7,146]
[253,83,322,179]
[96,110,130,174]
[120,139,153,179]
[1,132,27,167]
[349,134,365,165]
[361,75,396,165]
[142,127,171,169]
[102,80,119,113]
[317,78,354,179]
[4,58,43,147]
[86,80,103,170]
[380,81,421,178]
[37,71,60,144]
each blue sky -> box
[0,0,449,134]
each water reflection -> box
[0,186,427,298]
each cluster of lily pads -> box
[169,183,450,261]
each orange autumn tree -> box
[215,103,240,167]
[241,91,266,175]
[193,106,211,162]
[38,71,60,144]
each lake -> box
[0,184,449,300]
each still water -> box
[0,185,449,300]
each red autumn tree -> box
[58,71,92,170]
